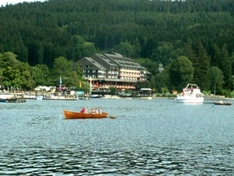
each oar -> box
[108,115,117,119]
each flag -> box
[96,81,99,88]
[60,77,62,84]
[79,81,82,88]
[89,77,92,94]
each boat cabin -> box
[139,88,152,97]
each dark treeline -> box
[0,0,234,95]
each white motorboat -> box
[0,93,14,102]
[176,83,204,104]
[35,95,43,100]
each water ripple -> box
[0,144,233,175]
[0,99,234,175]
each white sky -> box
[0,0,47,6]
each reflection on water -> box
[0,98,234,175]
[1,145,233,175]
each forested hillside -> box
[0,0,234,95]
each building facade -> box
[79,53,151,90]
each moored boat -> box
[63,109,108,119]
[6,98,26,103]
[138,88,153,100]
[140,96,153,100]
[43,95,78,101]
[213,101,232,106]
[176,83,204,104]
[36,95,43,100]
[0,93,14,102]
[0,98,7,102]
[90,94,103,98]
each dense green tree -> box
[151,42,178,66]
[30,64,49,87]
[51,56,83,88]
[0,52,18,68]
[113,42,135,58]
[154,69,170,93]
[149,75,156,91]
[0,52,33,90]
[132,38,141,58]
[18,62,33,90]
[193,40,210,90]
[219,45,232,90]
[50,57,72,86]
[75,35,96,58]
[168,56,194,91]
[0,52,20,89]
[80,42,96,57]
[0,0,234,94]
[211,44,233,90]
[207,66,223,95]
[135,81,150,90]
[35,64,51,85]
[136,58,158,75]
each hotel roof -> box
[95,53,118,67]
[101,53,145,69]
[82,57,107,70]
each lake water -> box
[0,98,234,175]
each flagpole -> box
[89,77,92,98]
[60,77,62,92]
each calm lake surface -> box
[0,98,234,175]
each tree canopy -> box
[0,52,83,91]
[0,0,234,95]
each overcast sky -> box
[0,0,47,6]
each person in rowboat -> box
[90,108,96,114]
[98,107,103,114]
[80,107,87,113]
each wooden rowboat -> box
[63,109,108,119]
